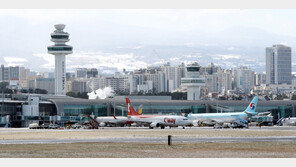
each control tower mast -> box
[47,24,73,95]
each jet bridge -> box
[209,104,234,113]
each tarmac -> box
[1,136,296,144]
[1,126,296,144]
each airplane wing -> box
[191,117,217,126]
[231,117,249,127]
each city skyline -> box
[1,9,296,74]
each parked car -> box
[48,124,60,129]
[40,123,50,129]
[29,123,40,129]
[213,124,223,129]
[72,123,82,129]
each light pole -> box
[1,89,4,116]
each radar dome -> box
[54,24,65,30]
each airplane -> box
[186,96,259,128]
[96,115,130,127]
[126,98,192,129]
[95,105,143,127]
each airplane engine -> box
[99,122,106,127]
[192,120,201,127]
[150,122,159,128]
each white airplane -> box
[126,98,192,129]
[95,104,143,127]
[95,115,131,127]
[187,96,259,128]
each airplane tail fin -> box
[244,96,259,115]
[126,98,142,116]
[136,104,143,115]
[112,114,117,119]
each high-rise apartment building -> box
[0,65,9,82]
[34,78,55,94]
[67,80,87,93]
[234,66,254,94]
[86,68,98,78]
[75,68,87,79]
[266,44,292,85]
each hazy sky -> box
[0,9,296,73]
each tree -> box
[171,92,187,100]
[264,95,271,101]
[20,89,29,93]
[34,89,48,94]
[137,91,144,95]
[0,82,9,91]
[218,96,226,100]
[66,92,89,99]
[80,92,89,99]
[274,94,283,100]
[66,92,76,97]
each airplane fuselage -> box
[130,115,192,127]
[96,116,129,126]
[187,112,249,124]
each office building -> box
[266,44,292,85]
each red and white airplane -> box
[126,98,192,129]
[96,101,143,127]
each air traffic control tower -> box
[181,62,205,100]
[47,24,73,95]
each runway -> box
[1,136,296,144]
[1,126,296,144]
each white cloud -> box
[33,53,55,69]
[170,57,180,61]
[183,42,194,47]
[4,57,28,66]
[183,54,201,58]
[4,57,28,63]
[227,47,235,51]
[117,46,142,49]
[212,54,241,60]
[33,51,148,73]
[152,61,164,65]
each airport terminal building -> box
[0,94,295,127]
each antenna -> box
[153,50,166,65]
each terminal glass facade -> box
[113,103,294,120]
[115,104,206,115]
[63,104,107,116]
